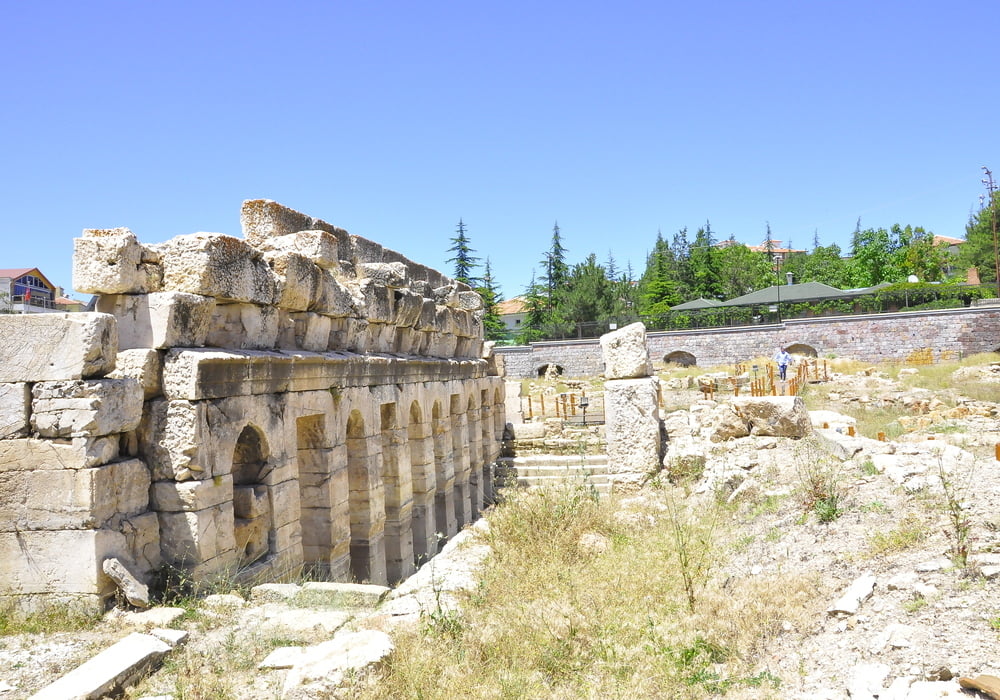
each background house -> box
[0,268,78,313]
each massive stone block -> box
[0,382,30,439]
[0,313,117,382]
[108,348,164,400]
[205,303,281,350]
[601,322,652,380]
[0,436,119,471]
[0,458,150,531]
[153,233,278,304]
[73,227,162,295]
[97,292,215,350]
[240,199,346,250]
[604,377,664,473]
[32,378,143,438]
[264,250,320,312]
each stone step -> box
[496,454,613,495]
[497,455,608,469]
[508,464,610,478]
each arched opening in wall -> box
[450,394,470,531]
[296,415,333,578]
[432,401,456,548]
[347,410,387,583]
[408,401,434,567]
[785,343,818,358]
[232,425,273,570]
[664,351,697,367]
[536,363,564,378]
[381,402,413,584]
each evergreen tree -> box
[562,254,613,334]
[688,222,721,299]
[446,219,480,285]
[539,221,569,308]
[517,272,548,344]
[716,238,772,298]
[638,231,680,314]
[476,258,507,341]
[960,193,1000,284]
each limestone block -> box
[604,377,663,473]
[73,227,163,294]
[240,199,346,249]
[140,399,208,481]
[729,397,812,438]
[601,322,652,380]
[0,313,117,382]
[348,234,386,265]
[32,378,143,438]
[359,280,393,324]
[290,312,332,352]
[259,229,340,270]
[0,382,30,439]
[102,557,150,608]
[151,474,233,512]
[393,290,425,328]
[312,270,358,317]
[0,457,149,531]
[161,349,293,400]
[457,290,484,311]
[452,309,474,338]
[153,233,277,304]
[269,479,301,528]
[359,262,408,288]
[264,250,319,312]
[5,441,120,480]
[108,348,163,400]
[234,484,268,519]
[158,502,235,566]
[434,305,455,335]
[29,631,171,700]
[426,333,459,359]
[434,284,460,307]
[97,292,215,350]
[205,302,280,350]
[0,521,157,597]
[414,299,438,332]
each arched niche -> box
[785,343,818,357]
[664,351,697,367]
[232,424,273,569]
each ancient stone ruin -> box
[0,199,505,612]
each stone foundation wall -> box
[0,200,505,611]
[496,308,1000,377]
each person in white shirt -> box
[774,347,792,380]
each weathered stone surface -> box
[240,199,345,249]
[73,227,162,295]
[151,474,233,512]
[28,631,170,700]
[828,572,877,615]
[32,378,143,438]
[0,457,149,530]
[0,313,117,382]
[108,348,163,400]
[703,402,751,442]
[604,377,663,473]
[0,436,119,471]
[0,382,30,438]
[153,233,277,304]
[600,322,653,380]
[102,557,150,608]
[264,250,320,312]
[360,262,407,288]
[728,396,812,438]
[259,229,340,270]
[282,630,394,699]
[311,270,358,317]
[97,292,214,350]
[205,303,280,350]
[158,502,236,566]
[457,290,484,311]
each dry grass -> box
[344,484,821,699]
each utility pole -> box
[982,166,1000,298]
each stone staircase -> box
[495,454,612,496]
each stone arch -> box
[232,424,273,570]
[785,343,818,357]
[380,402,414,583]
[664,351,697,367]
[432,401,456,547]
[408,400,435,566]
[535,363,564,378]
[346,409,387,584]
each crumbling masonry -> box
[0,200,505,611]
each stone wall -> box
[496,308,1000,377]
[0,200,505,612]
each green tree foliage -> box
[715,238,773,299]
[446,219,480,285]
[539,222,570,309]
[960,194,1000,284]
[638,231,681,315]
[477,258,507,341]
[562,254,615,330]
[688,223,721,299]
[516,272,549,344]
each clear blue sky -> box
[3,1,998,300]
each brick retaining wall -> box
[495,308,1000,378]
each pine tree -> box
[540,221,569,308]
[447,219,480,285]
[476,258,507,341]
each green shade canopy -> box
[670,297,724,310]
[717,282,849,307]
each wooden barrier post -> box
[526,396,533,420]
[539,394,545,417]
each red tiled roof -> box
[497,297,527,315]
